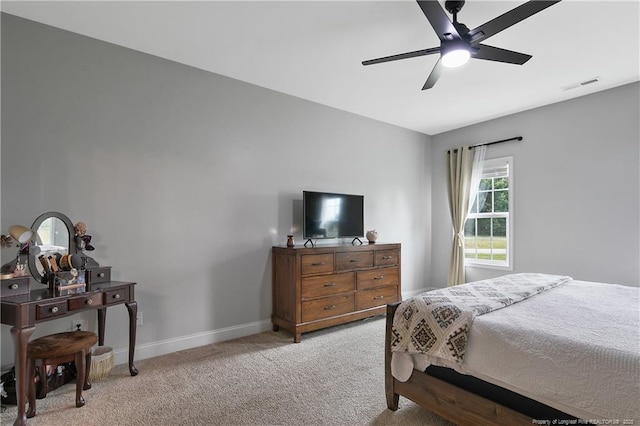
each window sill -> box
[465,262,513,272]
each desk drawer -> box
[104,287,128,305]
[301,294,354,323]
[68,293,103,311]
[86,267,111,284]
[356,286,399,310]
[336,251,373,271]
[357,267,399,290]
[301,254,334,275]
[36,300,68,320]
[0,277,30,298]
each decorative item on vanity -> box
[74,222,95,251]
[366,229,378,244]
[0,234,13,248]
[0,224,35,277]
[286,235,295,248]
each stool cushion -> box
[28,331,98,359]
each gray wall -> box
[1,14,432,365]
[2,13,638,368]
[431,83,640,287]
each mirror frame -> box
[28,211,77,283]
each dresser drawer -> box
[375,249,399,267]
[301,294,354,323]
[301,254,334,275]
[68,292,103,311]
[357,267,399,290]
[36,300,68,320]
[302,272,355,299]
[356,286,399,310]
[336,251,373,271]
[103,287,129,305]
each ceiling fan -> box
[362,0,561,90]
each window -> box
[464,156,513,269]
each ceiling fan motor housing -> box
[445,1,465,15]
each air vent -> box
[562,77,600,91]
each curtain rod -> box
[472,136,523,148]
[447,136,523,153]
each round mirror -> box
[28,212,76,282]
[36,218,69,251]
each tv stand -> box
[351,237,363,245]
[304,238,315,248]
[272,242,401,342]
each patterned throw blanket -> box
[391,273,571,364]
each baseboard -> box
[112,289,439,366]
[112,319,273,366]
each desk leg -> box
[125,301,138,376]
[10,325,35,426]
[97,307,106,346]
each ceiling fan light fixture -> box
[441,47,470,68]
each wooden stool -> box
[26,331,98,418]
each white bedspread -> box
[391,279,640,421]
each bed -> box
[384,273,640,425]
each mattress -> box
[391,279,640,421]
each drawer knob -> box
[51,306,59,313]
[374,295,385,300]
[374,275,385,280]
[350,259,358,263]
[311,262,325,266]
[324,283,336,287]
[324,304,336,310]
[114,294,121,299]
[98,272,105,278]
[9,283,19,290]
[87,299,94,305]
[382,256,392,260]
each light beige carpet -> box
[1,317,453,425]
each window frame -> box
[464,156,514,271]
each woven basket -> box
[89,346,114,381]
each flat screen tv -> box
[303,191,364,242]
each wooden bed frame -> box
[384,302,533,425]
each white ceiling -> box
[2,0,639,135]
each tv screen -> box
[303,191,364,239]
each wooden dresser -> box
[272,242,401,342]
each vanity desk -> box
[1,280,138,425]
[0,211,138,425]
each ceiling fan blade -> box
[362,47,440,66]
[422,58,443,90]
[472,44,532,65]
[417,0,462,41]
[468,0,561,44]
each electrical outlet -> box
[70,319,86,331]
[137,312,143,326]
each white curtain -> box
[446,145,486,286]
